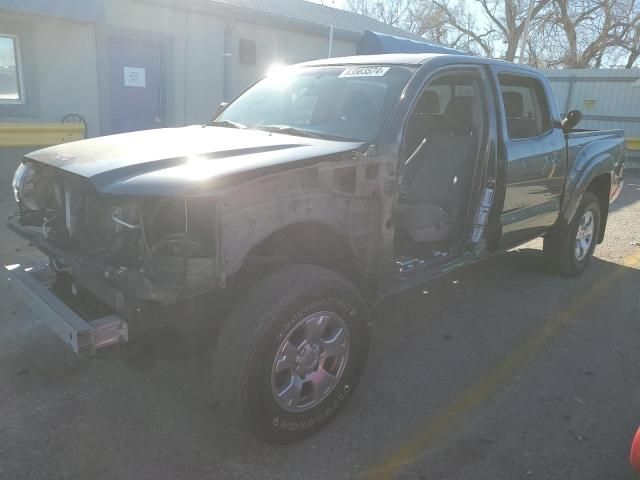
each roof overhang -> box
[0,0,105,22]
[138,0,365,42]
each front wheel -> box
[212,264,370,443]
[544,191,601,276]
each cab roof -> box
[298,53,541,76]
[299,53,447,67]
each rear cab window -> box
[498,73,552,140]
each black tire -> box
[211,264,370,443]
[543,191,601,276]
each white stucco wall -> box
[106,0,358,126]
[0,0,359,138]
[0,11,101,135]
[229,20,356,98]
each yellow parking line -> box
[363,251,640,480]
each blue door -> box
[108,40,164,134]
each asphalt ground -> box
[1,172,640,480]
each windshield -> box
[215,65,416,142]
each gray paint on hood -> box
[25,126,364,196]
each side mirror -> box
[215,102,229,117]
[561,109,582,134]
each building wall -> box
[0,0,359,178]
[544,68,640,166]
[544,69,640,138]
[0,10,101,176]
[1,0,359,136]
[105,0,357,128]
[0,11,101,131]
[105,0,196,128]
[184,11,227,124]
[229,20,354,99]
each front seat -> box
[405,90,440,155]
[396,96,479,243]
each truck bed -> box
[565,128,625,203]
[566,128,625,172]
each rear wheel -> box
[211,264,370,443]
[544,192,601,276]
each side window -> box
[0,35,23,103]
[499,74,551,139]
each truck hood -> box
[25,126,364,196]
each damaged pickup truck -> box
[6,53,625,443]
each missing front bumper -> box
[5,264,128,355]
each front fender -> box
[216,161,386,281]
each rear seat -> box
[502,91,538,139]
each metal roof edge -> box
[0,0,105,23]
[135,0,366,42]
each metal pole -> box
[518,0,535,63]
[328,25,334,58]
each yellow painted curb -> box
[0,123,85,148]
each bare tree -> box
[413,0,551,60]
[408,1,466,46]
[345,0,416,28]
[532,0,640,67]
[620,2,640,67]
[476,0,551,61]
[625,23,640,67]
[342,0,640,68]
[419,0,497,56]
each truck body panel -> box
[24,125,364,196]
[6,53,626,354]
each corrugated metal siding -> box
[543,69,640,138]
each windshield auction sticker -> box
[339,66,390,78]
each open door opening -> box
[392,70,491,273]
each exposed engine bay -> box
[9,160,219,309]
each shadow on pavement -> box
[2,244,640,479]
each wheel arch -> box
[230,221,364,293]
[586,173,611,244]
[559,157,612,241]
